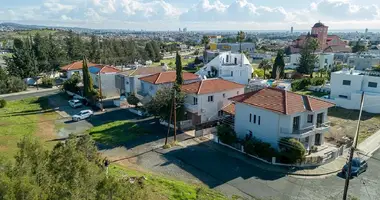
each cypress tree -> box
[82,57,95,99]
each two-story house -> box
[115,67,166,96]
[138,71,200,97]
[330,69,380,113]
[196,52,253,85]
[229,87,335,149]
[181,78,245,125]
[89,65,120,98]
[60,61,98,79]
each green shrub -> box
[291,78,311,91]
[41,77,54,88]
[6,76,27,93]
[243,137,277,159]
[278,138,306,164]
[253,68,265,78]
[63,74,80,93]
[127,94,140,107]
[0,98,6,108]
[310,77,326,86]
[216,124,237,145]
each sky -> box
[1,0,380,31]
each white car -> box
[68,99,83,108]
[72,110,94,121]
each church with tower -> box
[289,22,351,54]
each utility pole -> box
[165,93,174,145]
[173,89,177,142]
[343,92,365,200]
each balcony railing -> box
[184,103,198,113]
[280,122,331,138]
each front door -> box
[317,113,324,127]
[293,116,300,132]
[315,134,321,145]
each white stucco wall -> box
[91,73,119,98]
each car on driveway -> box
[342,157,368,177]
[68,99,83,108]
[72,110,93,121]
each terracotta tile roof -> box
[139,71,199,85]
[222,103,235,115]
[229,87,335,115]
[182,78,244,95]
[89,65,120,74]
[119,67,165,77]
[60,61,98,71]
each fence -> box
[211,135,347,168]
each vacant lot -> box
[0,97,59,158]
[327,107,380,144]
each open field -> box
[0,97,60,158]
[327,107,380,144]
[152,56,196,69]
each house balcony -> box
[184,103,198,113]
[280,122,331,139]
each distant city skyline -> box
[1,0,380,31]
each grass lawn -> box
[152,57,195,69]
[327,107,380,144]
[88,120,151,146]
[294,90,329,98]
[109,164,231,200]
[0,97,59,158]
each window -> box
[339,95,348,99]
[368,82,377,88]
[249,114,252,122]
[208,95,214,102]
[226,55,229,62]
[125,80,129,84]
[193,97,198,105]
[253,115,256,124]
[342,80,351,86]
[258,116,261,125]
[234,58,238,64]
[230,71,233,76]
[240,71,242,76]
[218,110,223,117]
[307,114,313,123]
[237,91,240,95]
[223,93,226,98]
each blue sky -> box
[1,0,380,30]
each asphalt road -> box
[1,89,60,101]
[162,142,380,200]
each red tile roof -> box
[60,61,98,71]
[119,67,165,77]
[222,103,236,115]
[182,78,244,95]
[99,65,120,74]
[229,87,335,115]
[139,71,199,84]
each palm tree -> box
[258,59,272,79]
[201,35,210,63]
[236,31,246,53]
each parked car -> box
[72,110,94,121]
[68,99,83,108]
[342,158,368,177]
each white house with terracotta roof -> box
[228,87,335,149]
[60,61,98,79]
[89,65,120,98]
[115,67,166,96]
[181,78,245,125]
[138,71,200,98]
[196,52,253,85]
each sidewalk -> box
[0,87,59,98]
[186,131,380,178]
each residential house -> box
[138,71,200,97]
[285,53,334,70]
[60,61,98,79]
[228,87,335,149]
[182,78,244,125]
[347,55,380,70]
[89,65,120,98]
[115,67,166,96]
[196,52,253,85]
[209,42,255,58]
[330,69,380,113]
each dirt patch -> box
[35,115,58,141]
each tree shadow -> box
[159,141,287,189]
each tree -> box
[6,38,38,78]
[47,34,66,72]
[151,41,162,62]
[278,138,306,164]
[82,58,97,101]
[201,35,210,63]
[63,73,81,93]
[89,35,101,63]
[258,59,272,79]
[297,37,318,77]
[272,50,285,79]
[236,31,246,53]
[175,51,183,90]
[127,94,140,107]
[66,30,84,61]
[145,42,156,62]
[352,40,367,54]
[32,33,49,73]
